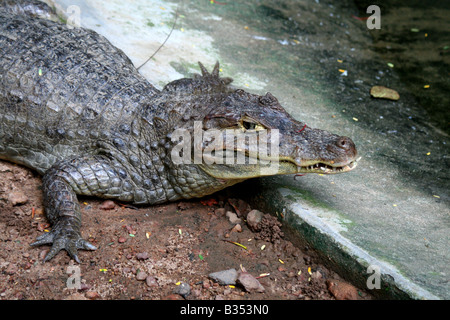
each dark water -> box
[354,0,450,136]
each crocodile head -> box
[148,62,358,197]
[200,92,358,178]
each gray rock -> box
[174,282,191,297]
[136,270,148,281]
[145,275,158,287]
[209,268,238,285]
[246,209,264,231]
[135,252,149,260]
[226,211,241,224]
[8,191,28,206]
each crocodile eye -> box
[240,117,266,131]
[242,121,256,130]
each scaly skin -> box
[0,6,358,262]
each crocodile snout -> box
[327,136,357,166]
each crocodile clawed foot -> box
[31,225,97,263]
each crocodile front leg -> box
[31,155,137,262]
[30,169,96,263]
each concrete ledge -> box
[240,179,441,300]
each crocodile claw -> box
[31,226,97,263]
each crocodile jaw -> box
[285,156,360,174]
[198,153,360,180]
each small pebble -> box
[231,224,242,233]
[99,200,116,210]
[122,267,131,274]
[226,211,241,224]
[246,210,264,231]
[215,208,226,216]
[80,283,91,291]
[8,191,28,206]
[163,294,184,300]
[135,252,149,260]
[174,282,191,297]
[237,271,265,293]
[5,263,17,275]
[327,279,359,300]
[145,276,158,287]
[64,293,87,300]
[85,291,100,300]
[136,270,148,281]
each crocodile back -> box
[0,11,159,173]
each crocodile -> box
[0,2,358,263]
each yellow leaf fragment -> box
[226,240,247,250]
